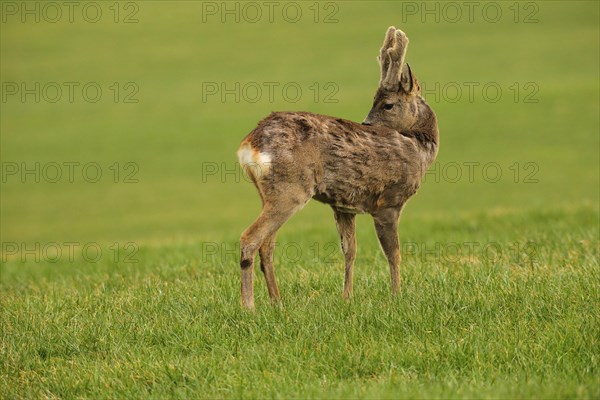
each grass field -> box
[1,1,599,398]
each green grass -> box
[2,205,599,398]
[1,1,599,398]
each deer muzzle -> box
[362,111,375,126]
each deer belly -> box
[312,191,368,214]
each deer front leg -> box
[333,209,356,300]
[373,208,401,294]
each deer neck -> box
[404,100,439,152]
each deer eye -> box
[383,103,394,110]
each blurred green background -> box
[1,0,598,245]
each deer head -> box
[362,27,422,131]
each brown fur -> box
[237,27,439,309]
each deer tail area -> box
[237,142,272,183]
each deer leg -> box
[373,208,401,294]
[240,200,308,310]
[333,209,356,300]
[259,232,280,303]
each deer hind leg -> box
[240,194,310,310]
[333,209,356,300]
[372,208,402,294]
[259,232,280,303]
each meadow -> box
[1,1,599,398]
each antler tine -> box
[378,26,397,81]
[379,28,409,91]
[377,26,396,84]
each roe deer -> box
[237,26,439,309]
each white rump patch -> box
[237,143,272,180]
[257,152,271,166]
[237,145,254,167]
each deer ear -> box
[400,63,418,94]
